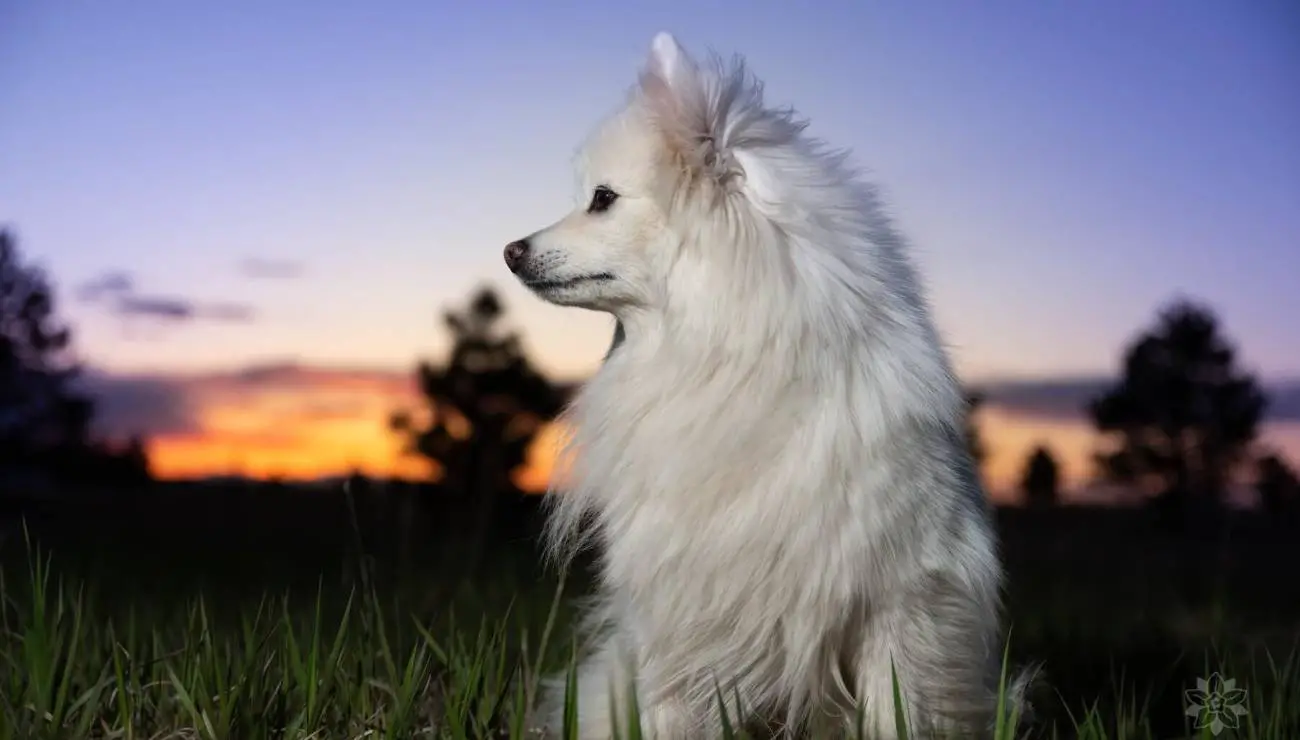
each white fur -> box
[508,32,1028,738]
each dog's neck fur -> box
[547,222,970,568]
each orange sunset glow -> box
[139,363,566,490]
[144,366,427,482]
[136,363,1300,503]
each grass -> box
[2,528,560,740]
[2,490,1300,738]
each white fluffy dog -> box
[504,32,1026,739]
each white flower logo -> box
[1184,673,1248,736]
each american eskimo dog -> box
[504,32,1028,739]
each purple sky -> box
[2,0,1297,382]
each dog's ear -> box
[638,33,802,212]
[643,32,696,93]
[638,33,735,185]
[638,32,699,130]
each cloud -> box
[115,296,254,323]
[239,258,304,279]
[977,376,1300,423]
[1265,382,1300,422]
[73,368,203,438]
[224,360,416,395]
[76,270,255,325]
[976,377,1110,421]
[76,272,134,302]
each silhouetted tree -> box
[1020,444,1060,508]
[1256,452,1298,523]
[1089,298,1266,521]
[0,228,154,494]
[392,285,565,571]
[0,228,95,481]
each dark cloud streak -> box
[76,272,133,302]
[75,269,256,325]
[74,369,203,438]
[978,376,1300,423]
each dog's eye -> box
[587,185,619,214]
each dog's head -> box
[504,32,803,315]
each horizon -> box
[75,355,1300,501]
[2,1,1297,492]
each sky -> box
[2,1,1298,496]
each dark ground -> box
[2,482,1298,738]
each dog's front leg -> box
[535,637,624,738]
[535,643,714,738]
[844,573,1004,739]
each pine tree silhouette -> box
[0,228,93,480]
[1089,298,1266,521]
[1021,444,1060,508]
[0,228,153,492]
[392,285,566,570]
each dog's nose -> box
[504,239,530,273]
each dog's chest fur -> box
[560,331,951,626]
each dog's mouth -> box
[523,273,616,292]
